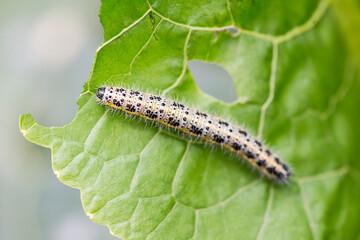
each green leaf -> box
[20,0,360,239]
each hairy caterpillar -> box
[96,87,291,182]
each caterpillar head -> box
[96,87,106,101]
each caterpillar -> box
[96,86,291,182]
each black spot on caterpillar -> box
[96,87,291,182]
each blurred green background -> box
[0,0,119,239]
[0,0,238,239]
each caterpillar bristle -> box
[96,86,291,182]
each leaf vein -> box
[162,29,192,95]
[256,186,274,240]
[295,166,349,183]
[147,0,329,44]
[226,0,235,26]
[190,210,199,240]
[298,182,317,240]
[145,202,178,240]
[172,141,191,195]
[257,43,278,138]
[290,59,357,122]
[196,179,261,211]
[84,109,109,152]
[97,9,152,52]
[126,18,164,75]
[129,129,162,191]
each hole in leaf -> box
[188,60,238,103]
